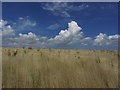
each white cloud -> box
[13,32,47,48]
[84,37,92,40]
[19,17,24,20]
[0,20,3,29]
[47,21,83,46]
[0,20,15,47]
[0,19,45,48]
[0,20,8,28]
[0,20,15,37]
[2,25,15,37]
[80,37,92,46]
[15,32,39,46]
[12,17,37,31]
[19,32,38,39]
[47,24,59,30]
[42,2,89,17]
[1,19,119,49]
[42,2,70,17]
[93,33,108,46]
[93,33,119,46]
[108,34,120,40]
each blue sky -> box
[1,2,119,50]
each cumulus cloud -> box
[2,25,15,37]
[0,20,8,29]
[108,34,120,40]
[42,2,89,18]
[0,19,46,48]
[12,32,47,48]
[0,20,15,47]
[48,21,82,45]
[93,33,119,46]
[0,20,15,38]
[1,18,119,49]
[18,32,39,41]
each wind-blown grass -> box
[2,48,118,88]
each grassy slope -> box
[2,48,118,88]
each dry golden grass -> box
[0,48,2,89]
[2,48,118,88]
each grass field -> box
[2,48,118,88]
[0,48,2,89]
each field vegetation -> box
[2,48,118,88]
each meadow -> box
[0,48,2,89]
[2,48,118,88]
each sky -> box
[1,2,119,50]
